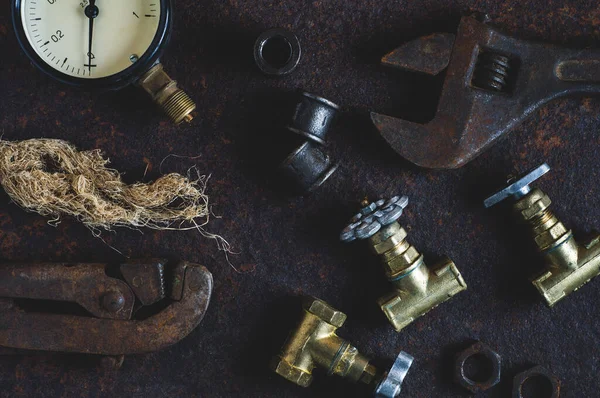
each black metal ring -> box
[454,342,502,393]
[254,28,301,76]
[512,366,560,398]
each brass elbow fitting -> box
[341,197,467,332]
[272,297,413,397]
[137,62,196,125]
[485,163,600,307]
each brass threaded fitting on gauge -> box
[137,63,196,125]
[341,197,467,332]
[485,164,600,307]
[161,90,196,125]
[271,297,377,388]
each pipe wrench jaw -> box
[0,260,213,367]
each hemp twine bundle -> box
[0,138,229,252]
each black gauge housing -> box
[11,0,172,91]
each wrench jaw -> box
[372,16,600,169]
[371,112,446,168]
[0,260,213,364]
[371,16,498,170]
[380,33,456,76]
[371,111,476,169]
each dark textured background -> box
[1,0,600,397]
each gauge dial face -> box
[20,0,162,79]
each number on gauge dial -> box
[21,0,161,79]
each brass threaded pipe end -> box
[381,240,411,263]
[329,343,374,384]
[137,63,196,125]
[370,223,408,253]
[530,209,558,235]
[359,364,378,385]
[161,90,196,125]
[371,224,421,279]
[516,193,572,253]
[532,209,554,226]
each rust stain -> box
[534,129,564,156]
[238,263,256,273]
[581,98,595,113]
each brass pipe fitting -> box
[272,297,413,397]
[341,196,467,332]
[485,164,600,307]
[137,63,196,125]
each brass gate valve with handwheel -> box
[12,0,196,124]
[340,196,467,332]
[485,163,600,306]
[272,297,414,397]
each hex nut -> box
[512,366,560,398]
[303,297,347,327]
[454,342,502,394]
[371,224,408,254]
[513,188,546,211]
[272,358,313,387]
[386,250,422,277]
[381,240,412,263]
[515,190,552,220]
[534,223,570,250]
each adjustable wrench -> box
[372,16,600,169]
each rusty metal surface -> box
[0,264,213,356]
[0,261,212,356]
[381,33,456,76]
[372,16,600,169]
[453,342,502,394]
[0,0,599,397]
[512,365,561,398]
[120,260,166,306]
[0,263,135,320]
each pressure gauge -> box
[12,0,196,124]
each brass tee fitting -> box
[341,196,467,332]
[272,297,413,397]
[485,164,600,307]
[137,62,196,125]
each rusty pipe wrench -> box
[0,259,212,360]
[371,16,600,169]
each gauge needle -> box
[84,0,99,74]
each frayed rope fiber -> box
[0,139,229,251]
